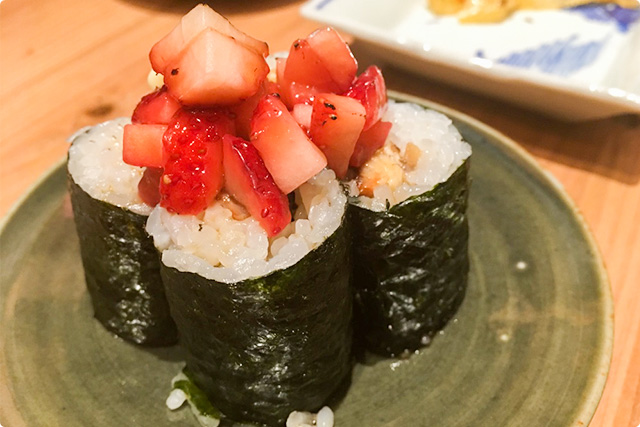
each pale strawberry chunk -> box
[163,28,269,106]
[150,4,268,74]
[306,27,357,92]
[222,135,291,237]
[122,123,167,168]
[231,80,271,140]
[292,103,313,130]
[309,93,365,178]
[250,94,327,194]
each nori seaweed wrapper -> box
[68,173,177,346]
[160,218,352,427]
[350,158,470,356]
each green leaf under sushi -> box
[160,218,352,427]
[349,159,470,357]
[68,173,177,346]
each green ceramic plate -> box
[0,94,612,427]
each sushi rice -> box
[146,169,346,283]
[67,118,151,216]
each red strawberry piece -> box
[250,94,327,194]
[283,38,340,93]
[160,108,235,215]
[344,65,387,130]
[122,123,167,168]
[275,57,319,109]
[138,167,163,207]
[309,93,365,179]
[349,120,392,168]
[131,86,181,125]
[222,135,291,237]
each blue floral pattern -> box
[476,34,606,76]
[568,4,640,32]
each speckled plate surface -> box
[0,94,612,427]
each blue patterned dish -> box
[301,0,640,120]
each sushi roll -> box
[67,119,177,346]
[147,167,351,426]
[347,100,472,357]
[139,101,352,426]
[273,34,471,357]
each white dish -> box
[301,0,640,121]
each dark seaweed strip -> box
[350,159,470,357]
[161,219,352,427]
[68,173,177,346]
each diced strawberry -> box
[150,4,268,75]
[131,86,181,125]
[222,135,291,237]
[263,80,280,95]
[306,27,357,92]
[278,28,357,102]
[138,167,163,207]
[250,94,327,194]
[292,103,313,130]
[160,108,235,215]
[122,123,167,168]
[349,120,392,168]
[163,27,269,106]
[309,93,365,178]
[276,54,321,109]
[283,38,340,93]
[344,66,387,130]
[231,80,270,140]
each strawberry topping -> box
[159,108,235,215]
[131,86,181,125]
[222,135,291,237]
[125,7,392,234]
[138,167,163,207]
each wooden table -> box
[1,0,638,425]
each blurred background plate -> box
[301,0,640,121]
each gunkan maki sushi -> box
[67,118,177,346]
[347,99,472,357]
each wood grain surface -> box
[0,0,638,425]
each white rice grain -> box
[286,406,334,427]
